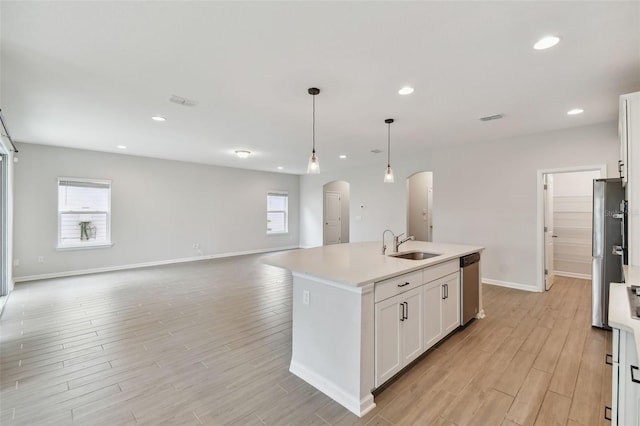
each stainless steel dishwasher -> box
[460,252,480,325]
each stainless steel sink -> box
[389,251,441,260]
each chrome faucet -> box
[382,230,415,254]
[394,233,415,252]
[382,229,395,254]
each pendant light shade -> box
[384,118,395,183]
[307,87,320,174]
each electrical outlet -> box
[13,259,19,267]
[302,290,310,305]
[37,256,44,263]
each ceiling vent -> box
[371,149,383,154]
[169,95,198,107]
[479,113,505,122]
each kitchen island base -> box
[289,273,376,417]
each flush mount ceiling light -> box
[307,87,321,174]
[151,116,166,122]
[533,36,560,50]
[116,145,127,150]
[398,86,414,95]
[567,108,584,115]
[234,150,251,158]
[384,118,395,184]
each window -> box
[58,178,111,248]
[267,191,288,234]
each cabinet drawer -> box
[423,259,459,283]
[375,270,423,303]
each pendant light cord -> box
[312,94,316,154]
[387,122,391,167]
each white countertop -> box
[609,265,640,356]
[263,241,484,286]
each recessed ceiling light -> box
[234,150,251,158]
[339,155,347,159]
[398,86,414,95]
[277,166,284,170]
[567,108,584,115]
[116,145,127,150]
[151,116,166,122]
[533,36,560,50]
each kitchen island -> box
[264,241,484,417]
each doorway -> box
[537,165,606,292]
[406,171,433,242]
[323,181,350,245]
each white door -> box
[544,174,556,290]
[323,191,341,245]
[401,287,424,365]
[423,280,443,350]
[442,272,460,335]
[374,295,402,386]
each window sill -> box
[57,242,113,251]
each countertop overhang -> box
[263,241,485,287]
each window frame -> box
[266,190,289,235]
[57,177,112,250]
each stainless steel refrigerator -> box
[592,178,626,329]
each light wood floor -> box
[0,254,610,425]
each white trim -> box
[14,245,299,282]
[536,164,606,292]
[289,360,376,418]
[57,242,114,251]
[483,278,540,292]
[554,271,591,280]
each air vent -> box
[371,149,383,154]
[479,113,505,122]
[169,95,198,107]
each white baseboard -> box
[554,271,591,280]
[14,246,300,283]
[482,278,540,292]
[289,360,376,418]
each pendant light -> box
[384,118,395,183]
[307,87,320,174]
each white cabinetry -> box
[423,272,460,351]
[375,286,423,386]
[611,327,640,426]
[374,260,460,387]
[621,92,640,266]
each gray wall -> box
[300,122,619,291]
[13,143,299,279]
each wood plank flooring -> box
[0,254,610,425]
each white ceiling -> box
[2,1,640,174]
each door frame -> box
[323,190,342,245]
[322,180,350,246]
[536,164,607,292]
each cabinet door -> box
[442,272,460,335]
[402,286,424,365]
[424,279,443,350]
[620,97,629,186]
[375,295,402,386]
[622,330,640,426]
